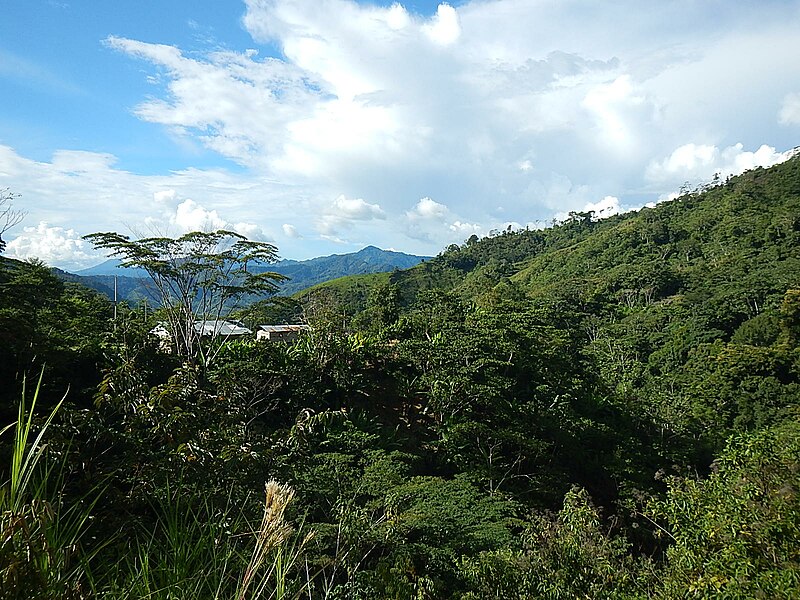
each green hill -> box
[309,155,800,330]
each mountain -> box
[55,269,155,303]
[265,245,427,296]
[75,260,148,278]
[63,245,429,303]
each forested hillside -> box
[1,157,799,598]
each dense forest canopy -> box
[1,156,799,598]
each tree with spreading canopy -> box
[84,230,286,367]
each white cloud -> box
[719,144,790,177]
[779,92,800,125]
[171,199,227,231]
[168,199,270,240]
[646,142,791,184]
[581,75,647,151]
[646,143,718,181]
[585,196,623,219]
[422,3,461,46]
[95,0,799,233]
[282,223,300,238]
[5,1,800,266]
[104,35,321,170]
[555,195,624,222]
[232,222,269,241]
[403,196,489,244]
[51,150,118,173]
[449,220,482,236]
[408,197,448,220]
[331,195,385,220]
[385,3,411,30]
[0,146,288,266]
[316,194,385,236]
[153,189,176,203]
[6,222,102,270]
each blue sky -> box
[1,0,799,269]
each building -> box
[256,324,310,342]
[193,319,252,338]
[150,319,253,341]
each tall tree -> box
[84,230,286,366]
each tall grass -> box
[0,371,101,599]
[103,480,315,600]
[1,370,64,512]
[106,488,242,600]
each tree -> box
[84,230,286,367]
[0,188,25,252]
[645,420,800,598]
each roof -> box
[258,324,310,333]
[194,320,252,336]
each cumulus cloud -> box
[385,3,411,30]
[98,0,800,233]
[779,92,800,125]
[232,222,269,240]
[449,220,482,236]
[171,199,227,231]
[6,222,102,270]
[646,143,792,184]
[646,143,718,181]
[331,195,385,220]
[282,223,300,238]
[403,195,491,245]
[422,3,461,46]
[316,194,385,236]
[584,196,624,219]
[0,146,289,266]
[408,197,448,220]
[165,198,270,240]
[555,195,625,222]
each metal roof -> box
[258,324,310,333]
[194,320,252,336]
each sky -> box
[1,0,799,270]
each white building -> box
[256,324,310,342]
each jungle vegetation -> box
[1,155,799,598]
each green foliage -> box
[233,297,303,330]
[646,419,800,598]
[0,259,111,412]
[459,487,647,599]
[4,159,800,597]
[731,310,782,346]
[0,374,101,600]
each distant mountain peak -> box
[63,245,430,302]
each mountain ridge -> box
[61,245,429,302]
